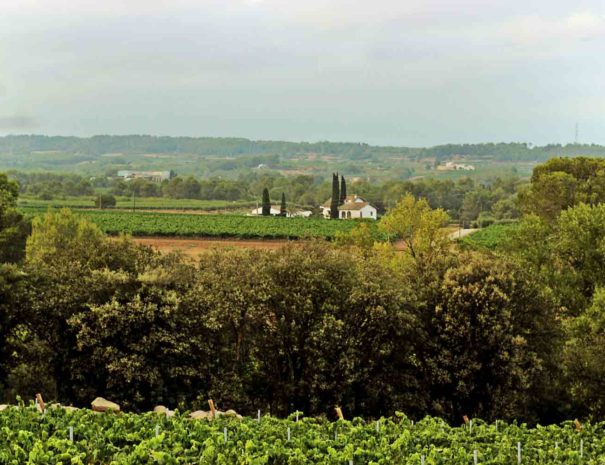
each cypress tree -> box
[330,173,340,219]
[262,188,271,216]
[280,192,287,217]
[339,176,347,205]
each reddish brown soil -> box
[131,236,296,257]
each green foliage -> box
[339,176,346,205]
[330,173,339,219]
[94,193,116,208]
[0,407,602,463]
[9,167,524,221]
[19,196,255,211]
[380,194,449,260]
[280,192,287,216]
[507,203,605,314]
[423,253,561,422]
[23,209,375,239]
[564,288,605,417]
[334,223,377,252]
[520,157,605,221]
[26,209,105,270]
[9,171,94,198]
[261,188,271,216]
[4,178,605,426]
[460,223,518,250]
[0,173,29,263]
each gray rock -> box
[91,397,120,413]
[190,410,213,420]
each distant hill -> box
[2,134,605,181]
[2,135,605,161]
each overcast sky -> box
[0,0,604,146]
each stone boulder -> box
[91,397,120,413]
[190,410,213,420]
[0,405,8,412]
[225,409,243,419]
[153,405,174,417]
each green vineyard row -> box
[20,207,375,239]
[0,406,599,464]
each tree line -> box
[10,170,522,223]
[3,135,605,162]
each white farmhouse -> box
[436,161,475,171]
[249,206,286,216]
[249,207,313,218]
[117,170,173,181]
[320,195,377,220]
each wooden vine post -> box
[575,419,582,432]
[35,393,45,413]
[208,399,216,419]
[335,407,344,420]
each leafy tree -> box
[95,194,116,209]
[334,223,376,252]
[507,203,605,315]
[339,176,347,205]
[0,264,27,393]
[261,188,271,216]
[380,194,449,261]
[519,171,578,221]
[280,192,286,217]
[330,173,340,219]
[519,157,605,221]
[26,209,106,271]
[564,288,605,417]
[491,196,521,220]
[0,173,29,263]
[422,253,562,422]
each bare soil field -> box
[130,236,415,257]
[132,236,296,257]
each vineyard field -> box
[460,223,518,250]
[20,207,375,239]
[0,406,600,464]
[18,196,255,211]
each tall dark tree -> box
[330,173,340,219]
[339,176,347,205]
[280,192,287,217]
[261,188,271,216]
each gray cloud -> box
[0,115,38,131]
[0,0,604,145]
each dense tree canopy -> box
[0,174,28,263]
[519,157,605,221]
[2,158,605,425]
[0,198,571,424]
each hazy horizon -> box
[1,0,604,146]
[0,132,598,150]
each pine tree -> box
[339,176,347,205]
[330,173,340,219]
[262,188,271,216]
[280,192,287,217]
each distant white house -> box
[117,170,172,182]
[436,161,475,171]
[320,195,378,220]
[290,210,313,218]
[250,206,284,216]
[249,207,313,218]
